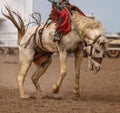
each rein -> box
[21,18,53,57]
[38,18,50,51]
[23,18,50,51]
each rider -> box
[48,0,86,42]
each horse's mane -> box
[72,11,103,36]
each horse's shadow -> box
[80,93,120,103]
[41,91,120,103]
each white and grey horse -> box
[3,7,109,99]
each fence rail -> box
[0,32,18,48]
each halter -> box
[85,35,103,64]
[87,35,101,56]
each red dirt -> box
[0,55,120,113]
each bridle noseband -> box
[84,35,103,64]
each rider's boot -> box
[53,32,62,42]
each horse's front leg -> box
[74,49,83,97]
[52,50,67,94]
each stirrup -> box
[53,32,62,42]
[53,36,60,42]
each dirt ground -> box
[0,54,120,113]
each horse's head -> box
[69,10,110,72]
[84,35,108,73]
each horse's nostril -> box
[95,49,100,53]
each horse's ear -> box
[100,39,113,46]
[106,39,113,44]
[99,37,113,46]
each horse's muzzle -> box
[94,66,100,73]
[92,57,103,64]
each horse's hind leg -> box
[31,56,52,98]
[18,58,32,99]
[74,47,83,97]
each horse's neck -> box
[72,11,103,43]
[72,12,89,30]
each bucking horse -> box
[2,6,109,99]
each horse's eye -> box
[95,49,100,53]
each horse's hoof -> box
[53,94,62,100]
[48,93,62,100]
[73,95,79,101]
[73,91,80,97]
[52,84,59,94]
[40,92,49,99]
[21,95,36,100]
[29,96,36,99]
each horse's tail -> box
[2,5,26,45]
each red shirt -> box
[51,6,71,35]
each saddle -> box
[66,4,86,16]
